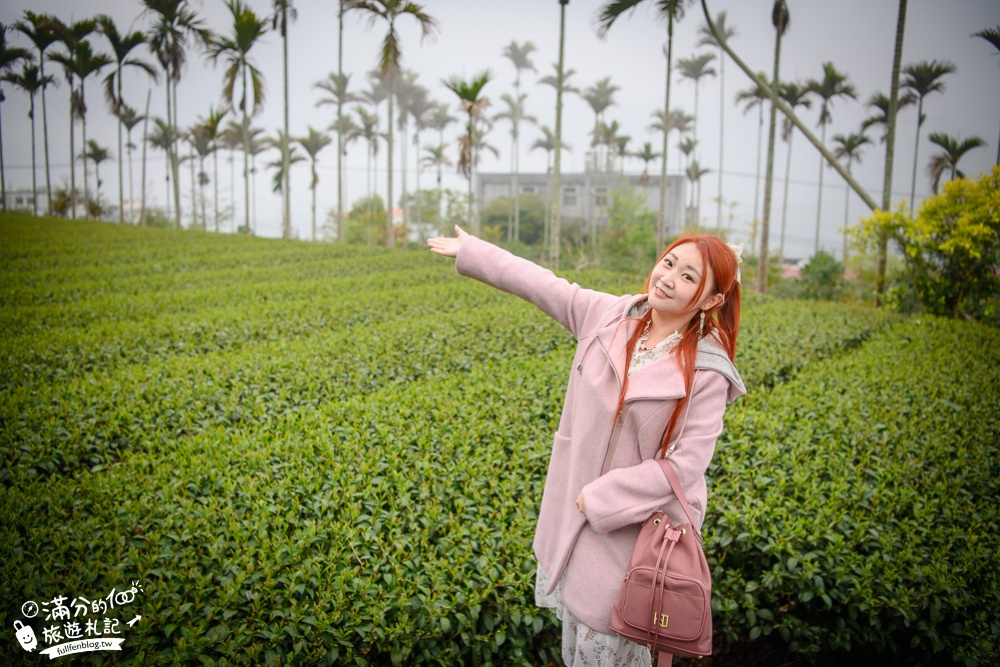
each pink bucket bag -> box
[609,459,713,665]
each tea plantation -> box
[1,215,997,666]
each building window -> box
[520,185,536,194]
[563,187,577,207]
[595,187,608,208]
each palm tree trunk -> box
[41,61,53,214]
[337,0,345,243]
[514,132,521,242]
[189,144,196,227]
[282,15,291,240]
[758,13,784,294]
[780,131,794,262]
[311,165,317,241]
[753,103,763,224]
[716,45,725,229]
[30,96,38,216]
[387,78,395,248]
[909,97,923,213]
[657,15,674,251]
[127,130,135,224]
[81,82,90,215]
[117,69,124,223]
[550,3,566,267]
[213,146,219,232]
[843,161,853,263]
[814,122,827,254]
[876,0,907,306]
[171,78,182,228]
[141,89,150,225]
[229,147,235,231]
[68,83,76,219]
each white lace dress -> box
[534,322,681,667]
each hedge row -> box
[709,317,1000,664]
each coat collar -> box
[594,295,746,404]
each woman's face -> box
[646,242,721,320]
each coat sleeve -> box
[454,236,627,339]
[579,370,730,535]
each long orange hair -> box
[612,235,741,457]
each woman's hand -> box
[576,494,585,514]
[427,225,471,258]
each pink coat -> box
[455,237,745,635]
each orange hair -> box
[613,235,741,457]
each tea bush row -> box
[709,317,1000,664]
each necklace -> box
[637,319,679,352]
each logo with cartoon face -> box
[14,620,37,652]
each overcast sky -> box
[1,0,998,259]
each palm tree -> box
[219,119,242,228]
[405,89,435,233]
[143,0,212,228]
[330,112,360,234]
[187,120,214,228]
[393,71,427,230]
[148,117,176,218]
[650,107,693,177]
[972,25,999,165]
[901,60,956,212]
[735,74,770,225]
[831,131,872,263]
[598,0,694,250]
[420,143,451,229]
[425,102,456,206]
[676,53,716,222]
[271,0,296,239]
[267,132,304,201]
[581,77,620,243]
[503,40,537,94]
[343,0,437,248]
[698,11,736,229]
[197,106,226,231]
[538,62,579,96]
[861,90,917,143]
[208,0,267,235]
[531,124,570,249]
[296,126,332,241]
[926,132,986,193]
[96,15,158,225]
[2,63,52,216]
[0,24,33,214]
[80,139,111,209]
[678,135,698,218]
[355,105,381,201]
[632,141,661,189]
[314,71,360,241]
[685,160,709,212]
[15,12,60,214]
[806,61,857,253]
[777,82,811,262]
[443,70,492,233]
[115,103,143,223]
[49,36,112,218]
[494,91,537,241]
[759,0,790,293]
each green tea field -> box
[1,215,997,666]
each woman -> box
[428,226,745,666]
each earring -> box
[698,310,705,335]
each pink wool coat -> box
[455,237,746,636]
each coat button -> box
[577,364,582,373]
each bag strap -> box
[656,379,700,532]
[657,459,698,530]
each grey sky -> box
[1,0,998,260]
